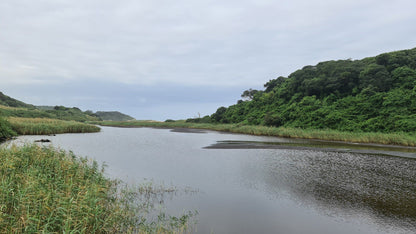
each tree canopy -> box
[209,47,416,133]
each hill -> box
[0,93,135,122]
[0,104,100,122]
[207,47,416,133]
[0,92,35,109]
[95,111,135,121]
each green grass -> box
[8,117,101,135]
[92,120,416,147]
[0,144,196,233]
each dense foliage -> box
[0,117,17,140]
[210,47,416,133]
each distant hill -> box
[95,111,135,121]
[0,92,137,122]
[0,92,35,109]
[207,47,416,133]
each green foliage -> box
[210,47,416,133]
[94,121,416,146]
[0,117,17,140]
[0,92,35,109]
[185,115,212,123]
[0,104,101,122]
[7,117,100,135]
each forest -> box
[204,47,416,133]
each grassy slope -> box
[94,120,416,146]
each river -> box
[8,126,416,234]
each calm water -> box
[8,127,416,234]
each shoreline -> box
[93,121,416,147]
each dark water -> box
[8,127,416,234]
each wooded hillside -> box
[209,47,416,133]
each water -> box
[7,127,416,234]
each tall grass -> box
[93,120,416,146]
[0,144,195,233]
[8,117,100,135]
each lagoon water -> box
[10,127,416,234]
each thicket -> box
[0,117,17,140]
[210,47,416,133]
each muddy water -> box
[9,127,416,233]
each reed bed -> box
[94,121,416,147]
[0,144,195,233]
[7,117,100,135]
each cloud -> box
[1,0,416,118]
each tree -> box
[264,76,286,92]
[211,107,227,123]
[241,89,259,101]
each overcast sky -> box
[1,0,416,120]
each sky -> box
[1,0,416,120]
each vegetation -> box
[0,92,35,109]
[0,105,100,122]
[93,120,416,146]
[0,144,195,233]
[209,47,416,133]
[0,117,17,140]
[7,117,100,135]
[95,111,135,121]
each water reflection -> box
[260,150,416,230]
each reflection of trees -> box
[262,150,416,227]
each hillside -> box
[95,111,135,121]
[0,92,136,123]
[208,47,416,133]
[0,104,100,122]
[0,92,35,109]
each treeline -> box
[190,47,416,133]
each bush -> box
[0,117,17,140]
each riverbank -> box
[7,117,100,135]
[0,144,195,233]
[92,120,416,147]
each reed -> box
[0,144,195,233]
[7,117,100,135]
[93,121,416,146]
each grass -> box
[7,117,101,135]
[0,144,196,233]
[92,120,416,147]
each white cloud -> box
[1,0,416,117]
